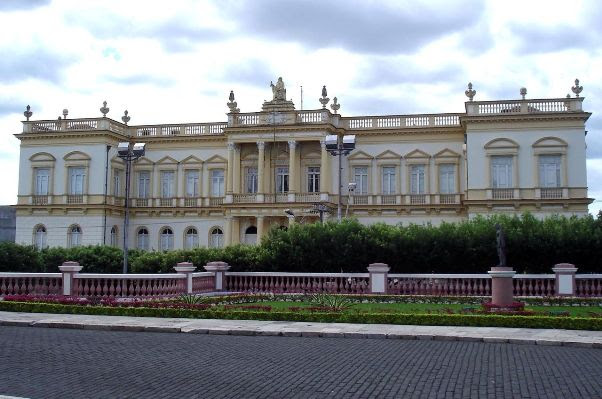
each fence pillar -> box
[553,263,578,296]
[58,261,83,296]
[174,262,197,294]
[367,263,390,294]
[488,266,516,306]
[203,261,230,291]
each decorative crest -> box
[519,87,527,100]
[100,101,109,117]
[319,85,330,109]
[62,109,69,119]
[23,105,32,121]
[330,97,340,114]
[571,78,583,97]
[227,90,240,113]
[121,110,131,125]
[465,82,476,101]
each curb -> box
[1,319,600,349]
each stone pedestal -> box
[553,263,578,296]
[367,263,390,294]
[58,261,83,296]
[203,261,231,291]
[174,262,197,294]
[488,266,516,306]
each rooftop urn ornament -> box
[319,85,330,109]
[23,105,32,121]
[227,90,240,113]
[270,77,286,101]
[520,87,527,100]
[121,110,131,125]
[495,223,507,267]
[62,108,68,119]
[330,97,341,114]
[465,82,476,101]
[571,78,583,97]
[100,101,110,117]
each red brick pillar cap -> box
[204,261,231,272]
[367,263,390,272]
[174,262,196,273]
[552,263,578,273]
[58,261,83,273]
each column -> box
[256,215,264,245]
[204,261,231,291]
[59,261,83,296]
[288,140,297,201]
[224,216,232,246]
[367,263,390,294]
[174,261,196,294]
[320,140,330,201]
[553,263,578,296]
[152,164,159,205]
[231,217,240,244]
[176,162,184,205]
[257,142,265,202]
[233,145,241,194]
[226,143,234,194]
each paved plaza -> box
[1,325,601,399]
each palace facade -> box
[14,79,592,250]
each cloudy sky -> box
[0,0,600,213]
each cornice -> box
[460,112,591,126]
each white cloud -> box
[0,0,600,208]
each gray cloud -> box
[63,12,228,53]
[343,94,424,116]
[0,0,50,11]
[586,116,602,158]
[218,59,277,88]
[224,0,488,54]
[0,99,28,117]
[103,74,175,87]
[354,57,465,88]
[0,47,75,84]
[510,24,592,55]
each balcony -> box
[492,189,514,200]
[32,195,48,205]
[466,97,583,115]
[540,188,563,199]
[67,195,84,204]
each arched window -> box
[185,227,199,249]
[160,227,174,251]
[67,225,82,248]
[33,225,47,249]
[244,225,257,245]
[137,228,149,250]
[110,226,118,247]
[209,227,223,248]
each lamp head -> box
[132,142,146,157]
[342,135,356,151]
[117,142,130,157]
[325,135,338,151]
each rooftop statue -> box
[270,77,287,101]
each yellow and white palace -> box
[14,79,592,250]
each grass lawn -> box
[225,301,602,317]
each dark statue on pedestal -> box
[495,223,507,267]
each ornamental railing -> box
[0,273,62,296]
[225,272,371,294]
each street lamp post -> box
[325,134,356,221]
[117,142,146,274]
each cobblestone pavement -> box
[1,326,601,399]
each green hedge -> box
[1,213,601,273]
[1,301,600,331]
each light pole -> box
[117,142,146,274]
[325,134,356,221]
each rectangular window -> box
[439,164,455,194]
[185,170,199,197]
[211,169,225,197]
[539,155,561,188]
[161,171,174,198]
[68,167,85,195]
[245,167,258,193]
[410,165,425,194]
[35,168,50,195]
[382,166,396,195]
[307,166,320,193]
[138,171,150,198]
[113,170,121,197]
[353,167,368,195]
[491,156,513,188]
[276,167,289,193]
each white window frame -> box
[68,225,82,248]
[185,170,200,197]
[184,227,199,249]
[34,168,50,196]
[538,155,561,188]
[160,171,175,198]
[159,227,174,251]
[33,225,47,249]
[276,167,289,193]
[491,156,513,189]
[68,167,85,195]
[353,167,368,195]
[210,227,224,248]
[439,164,455,194]
[138,171,151,198]
[381,166,396,195]
[410,165,425,194]
[307,166,320,193]
[245,167,258,194]
[211,169,225,197]
[110,226,118,247]
[137,228,149,251]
